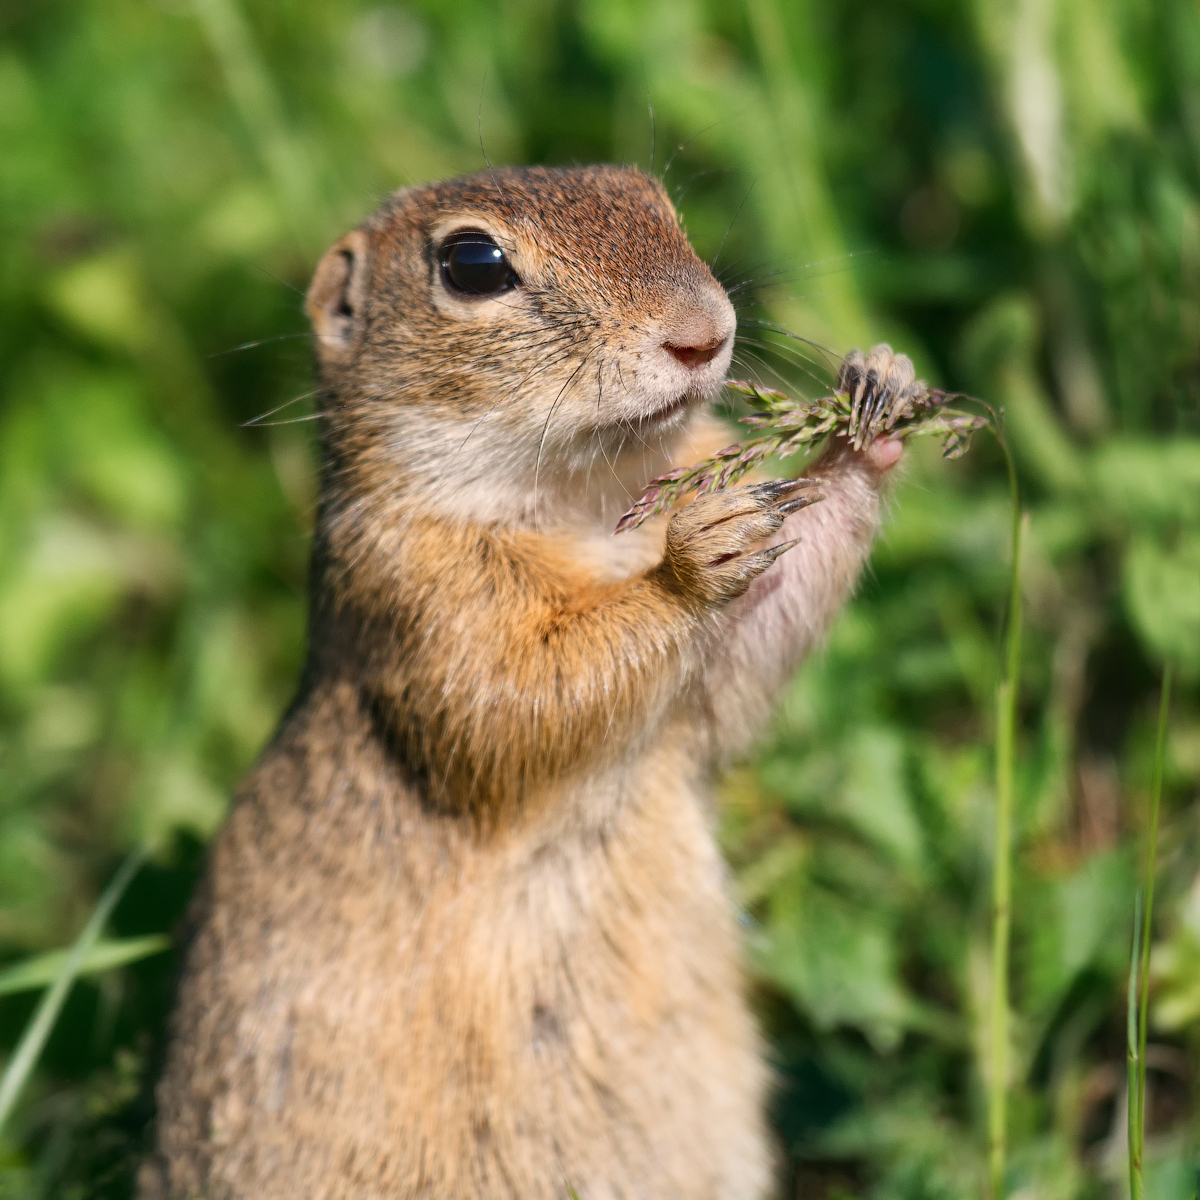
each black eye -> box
[439,232,519,296]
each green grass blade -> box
[1128,887,1144,1200]
[0,935,170,998]
[1129,665,1174,1200]
[988,427,1024,1200]
[0,849,147,1135]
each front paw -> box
[658,480,820,607]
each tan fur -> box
[143,165,895,1200]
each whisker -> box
[661,110,747,180]
[723,249,876,300]
[243,390,318,427]
[455,342,581,457]
[736,339,833,394]
[244,411,328,427]
[735,335,834,389]
[729,345,799,394]
[210,332,313,358]
[250,263,306,297]
[592,362,634,504]
[533,351,594,532]
[710,180,756,278]
[670,167,730,208]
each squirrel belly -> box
[143,165,894,1200]
[148,687,771,1199]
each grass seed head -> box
[615,344,990,533]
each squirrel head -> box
[306,165,735,528]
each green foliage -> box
[1,0,1198,1196]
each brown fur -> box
[143,165,895,1200]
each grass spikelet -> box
[615,345,989,533]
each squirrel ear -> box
[306,230,370,365]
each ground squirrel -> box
[143,165,902,1200]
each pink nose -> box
[664,335,726,368]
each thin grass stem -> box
[1128,887,1145,1200]
[988,430,1024,1200]
[0,849,147,1136]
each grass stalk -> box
[1128,887,1145,1199]
[191,0,327,250]
[0,849,147,1137]
[1128,664,1175,1199]
[989,433,1024,1200]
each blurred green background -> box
[2,0,1199,1196]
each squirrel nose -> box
[663,334,727,368]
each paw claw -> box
[777,494,823,518]
[762,537,802,563]
[661,481,824,606]
[750,479,795,500]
